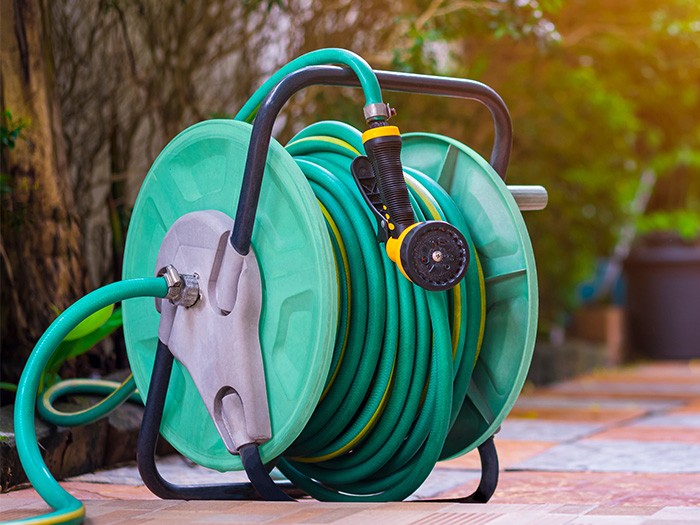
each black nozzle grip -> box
[364,134,414,236]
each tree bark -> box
[0,0,85,378]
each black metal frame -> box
[138,65,508,503]
[137,341,293,501]
[230,65,512,254]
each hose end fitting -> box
[158,264,200,308]
[363,102,396,124]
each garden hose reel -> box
[12,50,547,524]
[122,63,546,501]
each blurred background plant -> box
[1,0,698,398]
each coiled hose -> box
[273,121,484,501]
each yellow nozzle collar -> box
[385,223,418,281]
[362,126,400,143]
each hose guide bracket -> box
[155,209,272,455]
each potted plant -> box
[624,164,700,360]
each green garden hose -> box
[235,48,383,123]
[9,278,168,525]
[37,376,140,428]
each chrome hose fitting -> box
[363,102,397,123]
[158,264,200,308]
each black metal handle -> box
[230,65,512,255]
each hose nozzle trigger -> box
[350,156,390,242]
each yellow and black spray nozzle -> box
[351,112,470,292]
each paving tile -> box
[556,505,599,514]
[670,399,700,414]
[413,511,500,524]
[569,516,647,524]
[331,507,447,525]
[70,454,251,486]
[85,508,154,525]
[408,468,481,500]
[513,396,681,412]
[648,506,700,520]
[438,440,556,470]
[630,414,700,429]
[508,405,648,424]
[512,439,700,473]
[587,426,700,444]
[585,506,660,516]
[1,481,157,503]
[488,512,576,525]
[568,362,700,382]
[446,503,566,514]
[642,518,697,525]
[497,420,605,442]
[436,472,700,507]
[609,362,700,381]
[266,505,367,524]
[544,381,700,400]
[0,506,48,522]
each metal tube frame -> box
[230,65,512,254]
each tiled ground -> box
[2,361,700,523]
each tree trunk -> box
[0,0,85,385]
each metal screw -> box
[432,251,443,262]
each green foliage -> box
[379,0,699,332]
[0,109,27,150]
[0,109,29,194]
[637,210,700,240]
[391,16,448,73]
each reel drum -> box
[122,120,338,471]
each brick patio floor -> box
[2,361,699,523]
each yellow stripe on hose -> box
[361,125,400,142]
[404,175,441,221]
[451,285,462,359]
[287,136,361,155]
[474,250,486,363]
[28,505,85,525]
[40,377,135,419]
[292,361,396,463]
[318,202,352,401]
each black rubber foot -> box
[430,435,499,503]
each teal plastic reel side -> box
[401,133,538,460]
[122,119,338,471]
